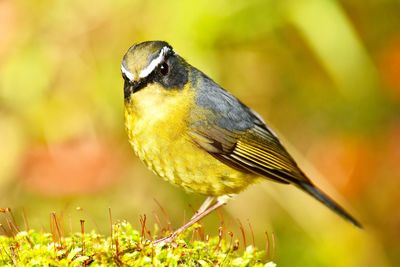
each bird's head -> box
[121,41,189,101]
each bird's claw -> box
[153,233,178,246]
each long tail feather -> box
[297,182,362,228]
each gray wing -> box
[189,69,310,185]
[187,70,363,227]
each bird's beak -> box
[124,79,133,100]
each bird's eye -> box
[160,62,169,76]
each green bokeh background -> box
[1,0,399,266]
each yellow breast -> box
[124,83,258,196]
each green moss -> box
[0,221,275,266]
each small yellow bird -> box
[121,41,361,243]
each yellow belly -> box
[124,84,258,196]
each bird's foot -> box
[152,196,228,246]
[153,233,178,245]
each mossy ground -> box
[0,220,276,266]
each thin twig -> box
[247,219,255,248]
[237,219,247,248]
[22,208,30,232]
[80,220,85,255]
[153,198,172,231]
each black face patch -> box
[123,52,188,101]
[154,55,188,89]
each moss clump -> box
[0,221,275,266]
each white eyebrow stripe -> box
[139,46,171,78]
[121,64,135,81]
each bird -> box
[121,41,361,243]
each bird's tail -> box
[296,181,362,228]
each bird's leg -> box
[191,196,215,220]
[153,195,229,245]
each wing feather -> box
[187,71,361,227]
[189,122,309,185]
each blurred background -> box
[0,0,399,266]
